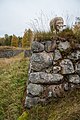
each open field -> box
[0,52,29,120]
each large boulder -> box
[27,83,43,96]
[68,50,80,60]
[54,49,62,61]
[69,75,80,84]
[60,59,74,74]
[31,41,44,52]
[58,41,70,51]
[31,52,53,71]
[29,72,63,84]
[45,40,56,52]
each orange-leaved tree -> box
[11,35,19,47]
[22,29,33,48]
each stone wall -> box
[0,49,23,58]
[25,38,80,108]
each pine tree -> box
[11,35,18,47]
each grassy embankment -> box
[0,51,29,120]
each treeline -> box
[0,29,33,48]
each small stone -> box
[25,96,39,108]
[48,84,64,98]
[75,62,80,74]
[53,66,61,73]
[54,49,62,61]
[63,83,69,91]
[53,61,57,65]
[68,50,80,60]
[27,83,43,96]
[31,52,53,71]
[24,50,32,57]
[45,40,56,52]
[60,59,74,74]
[58,41,70,51]
[45,67,53,73]
[31,41,44,52]
[69,75,80,84]
[29,72,63,84]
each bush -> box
[34,31,54,41]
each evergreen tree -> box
[5,34,11,46]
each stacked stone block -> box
[25,39,80,108]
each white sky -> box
[0,0,80,37]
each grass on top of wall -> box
[34,28,80,43]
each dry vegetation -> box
[18,89,80,120]
[0,52,29,120]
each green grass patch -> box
[0,57,29,120]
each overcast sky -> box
[0,0,80,37]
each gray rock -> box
[25,96,39,108]
[29,72,63,84]
[68,50,80,60]
[54,49,62,61]
[45,67,53,73]
[31,41,44,52]
[60,59,74,74]
[31,52,53,71]
[53,61,57,65]
[27,83,43,96]
[45,40,56,52]
[24,50,32,57]
[63,83,69,91]
[75,62,80,74]
[53,66,61,73]
[48,84,64,98]
[58,41,70,51]
[69,75,80,84]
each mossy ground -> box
[0,51,29,120]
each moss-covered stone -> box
[18,111,29,120]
